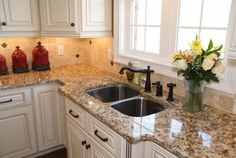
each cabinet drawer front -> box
[0,88,32,110]
[87,114,122,156]
[145,142,178,158]
[65,98,86,129]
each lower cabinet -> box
[67,116,115,158]
[0,105,37,158]
[145,142,178,158]
[33,84,62,151]
[0,84,63,158]
[67,117,87,158]
[65,97,126,158]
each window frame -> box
[176,0,231,51]
[113,0,236,94]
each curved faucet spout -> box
[119,66,152,74]
[119,65,154,93]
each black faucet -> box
[119,65,154,92]
[166,83,176,101]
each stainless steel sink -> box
[86,84,140,102]
[111,97,165,117]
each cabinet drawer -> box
[65,98,86,129]
[0,88,32,110]
[87,114,123,156]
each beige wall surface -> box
[0,37,111,69]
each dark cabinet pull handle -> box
[1,22,7,26]
[0,99,12,104]
[85,144,91,149]
[71,23,75,27]
[69,110,79,118]
[94,130,108,142]
[81,140,87,145]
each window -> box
[177,0,232,51]
[116,0,234,62]
[130,0,162,54]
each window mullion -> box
[144,0,148,52]
[176,0,182,50]
[199,0,204,36]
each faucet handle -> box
[166,83,176,101]
[147,65,154,73]
[167,83,176,88]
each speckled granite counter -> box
[0,64,235,158]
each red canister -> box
[11,46,29,73]
[0,54,8,75]
[32,41,50,71]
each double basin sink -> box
[86,84,165,117]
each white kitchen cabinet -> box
[40,0,112,37]
[67,116,115,158]
[39,0,77,33]
[0,0,39,36]
[33,84,62,151]
[67,116,87,158]
[80,0,112,37]
[0,98,37,158]
[145,142,178,158]
[65,97,126,158]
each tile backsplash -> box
[0,37,235,114]
[0,37,113,70]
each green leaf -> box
[205,44,223,56]
[207,39,213,52]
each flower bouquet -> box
[172,36,224,112]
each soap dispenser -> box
[152,81,163,97]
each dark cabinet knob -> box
[71,23,75,27]
[81,140,87,145]
[1,22,7,26]
[85,144,91,149]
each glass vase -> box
[183,80,206,113]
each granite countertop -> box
[0,64,235,158]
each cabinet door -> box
[0,106,37,158]
[0,0,39,31]
[33,84,62,151]
[66,116,87,158]
[81,0,112,32]
[40,0,77,32]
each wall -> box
[0,37,235,114]
[0,38,111,71]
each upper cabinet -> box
[0,0,39,36]
[40,0,112,37]
[40,0,77,33]
[80,0,112,37]
[0,0,112,37]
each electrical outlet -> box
[57,45,64,56]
